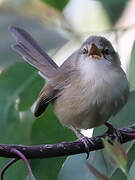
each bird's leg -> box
[104,122,122,143]
[70,126,94,159]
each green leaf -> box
[41,0,69,11]
[0,159,28,180]
[59,150,113,180]
[59,154,89,180]
[30,105,75,180]
[127,142,135,171]
[0,60,40,180]
[110,142,135,180]
[99,0,127,24]
[127,175,135,180]
[110,170,126,180]
[26,171,36,180]
[0,62,43,125]
[129,41,135,91]
[18,74,44,111]
[87,163,111,180]
[127,161,135,180]
[0,110,35,180]
[103,139,128,175]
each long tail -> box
[9,26,59,80]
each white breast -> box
[79,59,115,103]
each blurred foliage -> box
[103,139,128,175]
[99,0,128,24]
[41,0,69,11]
[87,162,111,180]
[59,151,112,180]
[0,62,39,125]
[110,142,135,180]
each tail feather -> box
[9,26,59,79]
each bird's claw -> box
[105,122,122,143]
[76,133,94,159]
[71,126,93,159]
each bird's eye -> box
[82,47,88,54]
[103,48,109,55]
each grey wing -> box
[34,52,79,116]
[9,26,58,80]
[34,84,58,117]
[34,50,79,116]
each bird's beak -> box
[88,43,102,59]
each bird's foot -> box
[104,122,122,143]
[71,126,94,159]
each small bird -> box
[9,27,129,155]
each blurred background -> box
[0,0,135,180]
[1,0,135,71]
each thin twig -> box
[0,158,18,180]
[11,149,35,179]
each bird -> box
[9,26,129,156]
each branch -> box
[0,123,135,159]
